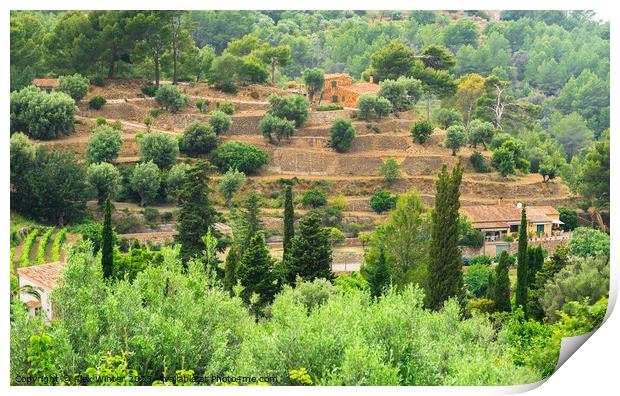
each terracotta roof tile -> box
[342,82,380,94]
[460,205,554,226]
[17,262,66,291]
[32,78,59,87]
[324,73,350,79]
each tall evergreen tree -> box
[493,251,511,312]
[282,185,295,259]
[223,244,239,295]
[362,247,392,298]
[527,245,569,320]
[427,162,464,310]
[237,231,279,316]
[527,244,545,288]
[101,197,114,279]
[286,212,333,284]
[239,190,263,253]
[515,206,529,314]
[175,160,217,263]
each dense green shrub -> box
[316,104,344,111]
[85,126,122,164]
[464,264,492,298]
[369,191,398,213]
[267,94,309,127]
[57,73,90,102]
[468,255,493,266]
[10,86,76,139]
[301,188,327,208]
[558,207,578,231]
[218,168,246,206]
[380,158,401,184]
[211,141,269,174]
[568,227,610,259]
[330,118,356,152]
[410,120,434,144]
[182,122,218,154]
[217,101,235,115]
[149,108,163,118]
[445,124,467,155]
[139,132,179,170]
[88,96,107,110]
[155,85,188,113]
[208,110,232,134]
[165,163,189,201]
[141,83,157,97]
[470,151,491,173]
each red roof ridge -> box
[17,261,66,290]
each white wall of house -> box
[18,276,53,322]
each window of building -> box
[331,81,337,88]
[536,224,545,234]
[510,224,519,233]
[495,244,510,256]
[332,95,338,103]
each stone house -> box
[460,204,567,256]
[32,78,59,93]
[320,73,380,108]
[16,261,66,322]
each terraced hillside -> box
[35,79,575,269]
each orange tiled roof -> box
[16,262,66,291]
[32,78,59,88]
[342,82,380,94]
[324,73,350,79]
[460,205,555,227]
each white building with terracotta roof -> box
[31,78,59,93]
[16,261,66,322]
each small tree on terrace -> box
[433,107,462,129]
[139,132,180,170]
[380,158,401,184]
[267,94,309,127]
[260,113,295,144]
[259,45,292,85]
[378,79,407,115]
[87,162,121,204]
[445,124,467,156]
[131,161,160,206]
[182,122,218,154]
[155,85,188,113]
[357,94,377,121]
[208,110,232,135]
[218,168,246,206]
[491,146,516,177]
[467,119,495,149]
[330,118,356,152]
[303,68,325,104]
[57,73,90,102]
[375,97,392,120]
[411,119,434,144]
[85,126,122,164]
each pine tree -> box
[285,212,333,284]
[362,247,392,298]
[493,251,511,312]
[176,160,217,263]
[223,244,239,295]
[236,231,279,316]
[239,190,263,253]
[427,162,464,310]
[282,185,295,259]
[515,206,529,314]
[101,197,114,279]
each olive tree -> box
[10,86,76,139]
[131,161,161,206]
[182,122,218,154]
[57,73,91,102]
[218,168,246,206]
[330,118,356,152]
[445,125,467,155]
[155,85,188,113]
[208,110,232,134]
[87,162,121,204]
[85,125,122,164]
[139,132,180,170]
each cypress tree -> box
[493,251,511,312]
[527,245,569,320]
[176,160,217,263]
[239,190,263,253]
[101,197,114,279]
[427,162,464,310]
[286,212,333,284]
[223,244,239,295]
[362,247,392,298]
[526,246,537,288]
[515,206,529,314]
[282,185,295,258]
[237,231,279,316]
